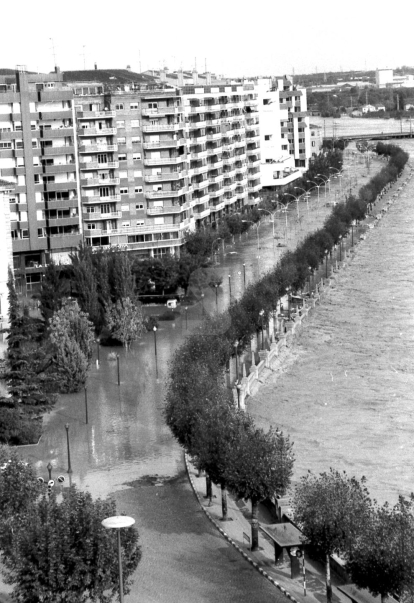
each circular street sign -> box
[102,516,135,529]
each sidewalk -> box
[185,456,350,603]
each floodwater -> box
[6,136,399,599]
[311,114,414,138]
[249,138,414,505]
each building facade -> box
[0,179,13,330]
[0,67,81,292]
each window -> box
[118,137,126,144]
[134,170,142,177]
[312,141,315,147]
[131,136,140,144]
[135,187,143,194]
[37,228,45,238]
[136,220,144,226]
[148,102,158,109]
[118,154,127,161]
[122,221,130,228]
[264,135,272,141]
[154,217,164,225]
[115,104,124,110]
[116,120,125,128]
[263,99,270,105]
[130,103,139,110]
[87,223,96,230]
[131,119,140,128]
[135,203,144,209]
[36,210,45,220]
[43,176,55,183]
[15,140,24,149]
[120,188,128,194]
[282,145,288,150]
[11,230,18,239]
[0,142,12,149]
[21,229,29,239]
[34,175,41,184]
[119,171,127,179]
[14,122,22,131]
[121,204,129,211]
[133,153,141,161]
[32,140,38,148]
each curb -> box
[184,453,300,603]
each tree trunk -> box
[381,595,386,603]
[251,499,259,551]
[206,475,212,503]
[221,483,228,520]
[325,553,332,603]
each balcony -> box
[145,171,186,182]
[222,142,235,152]
[77,110,116,119]
[142,107,183,117]
[192,179,209,191]
[246,147,260,156]
[83,210,122,221]
[194,207,210,220]
[209,186,224,196]
[234,141,246,150]
[206,132,222,141]
[206,119,221,126]
[190,150,208,160]
[248,182,261,192]
[79,144,118,153]
[223,156,235,166]
[210,201,225,212]
[144,156,185,166]
[142,138,185,149]
[84,223,181,238]
[224,182,237,191]
[208,175,224,184]
[81,177,120,187]
[248,158,261,168]
[126,237,185,251]
[203,103,220,111]
[142,123,184,133]
[146,204,185,215]
[188,165,208,177]
[146,188,187,199]
[80,161,119,170]
[189,135,207,145]
[188,120,207,129]
[82,194,121,204]
[236,152,247,162]
[192,193,210,205]
[78,127,117,136]
[208,159,223,170]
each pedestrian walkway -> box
[186,457,351,603]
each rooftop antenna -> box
[50,38,57,69]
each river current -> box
[248,138,414,505]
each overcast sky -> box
[2,0,411,78]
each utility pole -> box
[50,38,57,70]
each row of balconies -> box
[79,161,119,170]
[142,138,186,149]
[77,110,116,120]
[84,222,181,237]
[83,210,122,221]
[141,107,183,117]
[79,144,118,153]
[142,123,184,133]
[144,156,185,166]
[145,171,186,182]
[79,127,117,137]
[81,177,120,187]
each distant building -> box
[376,68,394,88]
[361,104,377,114]
[405,102,414,111]
[309,125,323,157]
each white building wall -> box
[376,69,394,88]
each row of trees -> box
[165,143,410,594]
[294,469,414,603]
[0,447,141,602]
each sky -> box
[2,0,412,78]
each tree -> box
[70,245,100,328]
[1,484,141,603]
[48,300,95,393]
[293,469,372,603]
[225,425,294,551]
[108,249,136,301]
[347,496,414,603]
[105,297,144,350]
[39,261,70,325]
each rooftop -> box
[63,69,156,85]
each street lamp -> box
[324,249,329,278]
[101,515,136,603]
[338,235,342,261]
[201,292,205,317]
[96,337,100,366]
[241,220,260,250]
[307,180,322,209]
[211,237,222,262]
[65,423,72,474]
[258,208,276,253]
[235,381,242,410]
[153,326,158,378]
[234,339,239,380]
[214,284,219,310]
[316,174,330,197]
[243,263,246,289]
[351,220,356,246]
[283,192,300,219]
[228,274,232,299]
[294,187,310,215]
[259,309,265,350]
[285,287,291,320]
[185,306,188,330]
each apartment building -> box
[0,179,13,328]
[0,67,81,292]
[256,76,311,191]
[64,70,190,257]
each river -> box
[248,136,414,505]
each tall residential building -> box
[64,70,189,258]
[255,76,310,191]
[0,67,81,292]
[0,179,13,331]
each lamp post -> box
[308,266,312,294]
[201,292,205,317]
[316,174,330,197]
[329,167,343,198]
[241,220,260,250]
[351,220,356,246]
[235,381,241,410]
[307,180,322,210]
[259,309,265,349]
[185,306,188,330]
[101,516,136,603]
[258,208,276,253]
[84,386,88,425]
[116,353,120,386]
[214,284,219,310]
[228,274,232,299]
[96,337,100,367]
[211,237,222,262]
[283,193,300,219]
[294,187,310,214]
[234,339,239,380]
[65,423,72,474]
[286,287,291,320]
[339,235,342,261]
[153,326,158,379]
[324,249,329,279]
[243,263,246,289]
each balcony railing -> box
[194,208,210,220]
[142,123,184,132]
[144,156,185,166]
[210,201,225,212]
[146,205,184,215]
[146,188,187,199]
[84,223,181,237]
[189,135,207,145]
[192,180,209,190]
[192,193,210,205]
[82,194,121,204]
[80,161,119,170]
[190,150,208,159]
[77,110,116,119]
[79,144,118,153]
[206,132,222,141]
[83,211,122,220]
[142,107,183,117]
[79,127,117,136]
[188,120,207,129]
[81,177,120,187]
[145,171,185,182]
[143,138,185,149]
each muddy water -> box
[248,140,414,505]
